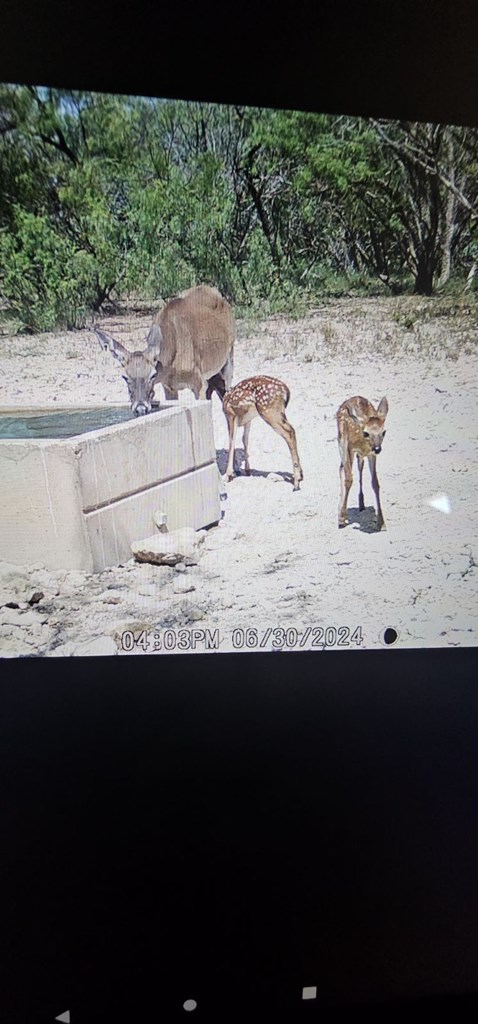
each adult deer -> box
[337,396,389,529]
[94,285,235,415]
[223,376,303,491]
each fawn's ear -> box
[377,397,389,419]
[345,403,362,424]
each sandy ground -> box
[0,296,477,657]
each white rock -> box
[180,603,205,622]
[135,583,160,597]
[0,634,37,657]
[96,589,125,604]
[109,618,158,639]
[64,570,87,585]
[0,617,51,656]
[131,529,206,566]
[447,556,470,577]
[50,641,78,658]
[173,576,196,594]
[73,636,118,656]
[0,562,45,607]
[0,607,47,628]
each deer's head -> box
[94,325,163,416]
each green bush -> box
[0,209,103,331]
[1,87,476,332]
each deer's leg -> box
[243,422,252,475]
[189,368,207,400]
[225,413,238,481]
[357,454,365,512]
[367,453,385,530]
[162,384,179,401]
[259,407,303,490]
[338,447,353,527]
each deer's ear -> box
[146,323,163,364]
[93,327,129,366]
[377,397,389,419]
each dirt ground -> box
[1,295,477,657]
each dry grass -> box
[0,295,476,411]
[238,296,477,367]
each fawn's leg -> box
[242,421,252,474]
[259,405,303,490]
[225,413,238,480]
[338,446,353,527]
[357,454,365,512]
[368,453,385,530]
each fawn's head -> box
[346,397,388,454]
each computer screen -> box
[1,86,477,659]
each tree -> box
[1,84,476,331]
[370,120,478,293]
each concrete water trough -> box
[0,402,221,571]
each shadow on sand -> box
[216,447,293,486]
[341,505,385,534]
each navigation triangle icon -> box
[428,493,451,514]
[55,1012,70,1023]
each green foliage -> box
[0,84,476,331]
[0,209,100,330]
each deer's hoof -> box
[338,520,347,529]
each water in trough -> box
[0,406,159,440]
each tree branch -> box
[371,119,477,218]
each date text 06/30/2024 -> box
[120,626,365,653]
